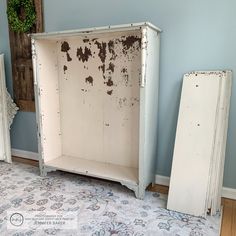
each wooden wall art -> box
[8,0,43,112]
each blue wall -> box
[1,0,236,188]
[0,0,38,152]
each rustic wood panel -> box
[8,0,43,111]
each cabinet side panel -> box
[140,29,160,188]
[35,40,62,162]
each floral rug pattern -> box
[0,162,220,236]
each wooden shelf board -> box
[45,155,138,185]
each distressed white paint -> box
[167,71,232,217]
[6,91,18,128]
[31,23,161,198]
[0,54,12,163]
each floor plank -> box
[12,156,39,167]
[232,200,236,236]
[221,200,233,236]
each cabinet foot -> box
[135,188,145,200]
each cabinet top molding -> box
[30,22,162,40]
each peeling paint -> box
[98,64,105,74]
[108,40,117,60]
[107,62,115,73]
[106,78,113,87]
[118,97,128,108]
[63,65,68,74]
[61,41,70,52]
[121,67,129,86]
[122,35,141,51]
[95,41,107,63]
[107,90,113,95]
[66,53,72,62]
[83,38,90,43]
[77,47,92,63]
[60,33,141,102]
[85,76,93,86]
[61,41,72,62]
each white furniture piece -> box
[0,54,18,163]
[31,22,161,198]
[167,71,232,217]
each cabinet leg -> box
[135,188,145,200]
[40,168,47,177]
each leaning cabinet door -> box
[0,54,11,163]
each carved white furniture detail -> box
[6,91,18,128]
[31,22,161,198]
[0,54,18,163]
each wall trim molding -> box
[11,149,39,161]
[221,187,236,200]
[155,174,236,200]
[155,174,170,186]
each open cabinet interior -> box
[32,23,161,198]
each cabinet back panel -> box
[57,31,141,168]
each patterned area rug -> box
[0,162,220,236]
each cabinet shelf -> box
[45,155,138,185]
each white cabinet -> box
[31,22,161,198]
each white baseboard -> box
[155,174,170,186]
[155,174,236,200]
[221,187,236,200]
[11,149,39,161]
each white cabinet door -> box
[0,54,12,163]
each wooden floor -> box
[12,156,236,235]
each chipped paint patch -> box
[106,78,113,87]
[121,67,129,86]
[122,35,141,51]
[63,65,68,74]
[61,41,72,62]
[107,62,115,73]
[95,41,107,63]
[108,40,117,60]
[98,64,105,74]
[61,41,70,52]
[77,47,92,63]
[85,76,93,86]
[107,90,113,95]
[83,38,90,43]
